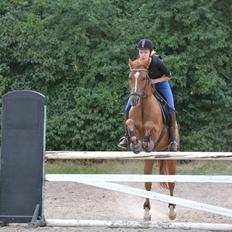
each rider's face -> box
[139,49,150,60]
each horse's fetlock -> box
[143,201,151,210]
[144,134,150,143]
[168,203,176,209]
[128,129,136,137]
[143,141,148,149]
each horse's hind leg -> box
[143,160,155,221]
[168,182,176,220]
[167,160,177,220]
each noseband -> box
[130,68,150,98]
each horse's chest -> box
[134,120,143,130]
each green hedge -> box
[0,0,231,151]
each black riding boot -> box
[169,111,178,151]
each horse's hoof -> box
[130,141,142,154]
[169,141,179,152]
[143,140,154,152]
[168,205,176,220]
[143,208,151,221]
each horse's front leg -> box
[126,118,142,154]
[143,121,155,152]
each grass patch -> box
[177,161,232,175]
[46,160,232,175]
[46,160,144,174]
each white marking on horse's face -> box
[135,71,139,78]
[134,71,140,92]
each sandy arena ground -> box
[1,181,232,232]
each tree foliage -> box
[0,0,231,151]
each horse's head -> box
[128,58,151,106]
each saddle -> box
[153,90,170,127]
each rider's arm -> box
[150,76,171,84]
[150,58,171,84]
[158,58,171,77]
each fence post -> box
[0,90,46,225]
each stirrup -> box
[117,136,129,149]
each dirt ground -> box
[1,181,232,232]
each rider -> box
[118,38,178,151]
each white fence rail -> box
[78,181,232,218]
[46,219,232,231]
[46,174,232,183]
[45,151,232,160]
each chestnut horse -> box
[126,58,180,220]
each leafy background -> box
[0,0,231,151]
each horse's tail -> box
[158,160,176,190]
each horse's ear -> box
[128,58,133,69]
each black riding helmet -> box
[137,39,153,51]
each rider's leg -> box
[117,97,131,149]
[154,81,178,151]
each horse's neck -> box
[143,85,157,103]
[141,94,162,118]
[142,94,159,107]
[136,84,162,121]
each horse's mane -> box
[129,58,150,69]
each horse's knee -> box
[126,118,134,129]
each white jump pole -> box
[76,181,232,218]
[46,219,232,231]
[46,174,232,183]
[45,151,232,160]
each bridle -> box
[129,68,150,99]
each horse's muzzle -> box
[131,93,141,106]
